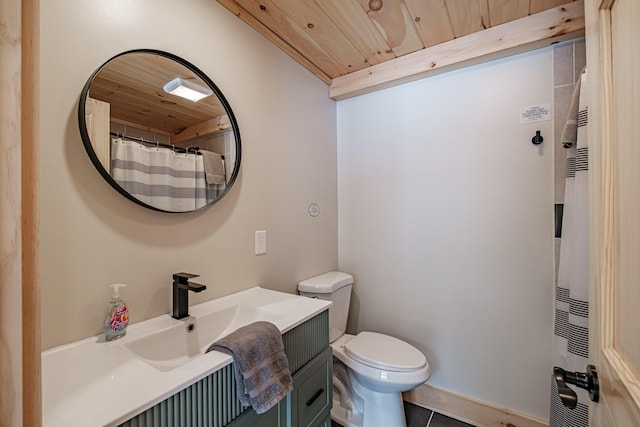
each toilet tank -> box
[298,271,353,343]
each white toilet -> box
[298,271,431,427]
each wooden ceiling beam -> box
[329,0,584,100]
[171,114,232,145]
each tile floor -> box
[331,401,476,427]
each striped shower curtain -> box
[111,138,208,212]
[550,70,589,427]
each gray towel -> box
[206,321,293,414]
[201,150,225,185]
[560,66,586,149]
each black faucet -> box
[172,272,206,319]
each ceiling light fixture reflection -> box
[163,77,213,102]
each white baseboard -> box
[403,384,549,427]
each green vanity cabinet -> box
[229,346,332,427]
[120,309,331,427]
[227,401,286,427]
[289,346,332,427]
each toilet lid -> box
[344,332,426,372]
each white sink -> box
[42,287,332,427]
[124,304,284,372]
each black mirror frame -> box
[78,49,242,213]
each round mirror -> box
[78,49,241,213]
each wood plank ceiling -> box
[89,52,230,143]
[217,0,585,99]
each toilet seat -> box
[344,332,426,372]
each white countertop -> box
[42,287,331,427]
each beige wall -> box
[40,0,338,350]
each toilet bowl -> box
[331,333,431,427]
[298,272,431,427]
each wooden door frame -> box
[0,0,40,425]
[587,0,640,424]
[22,0,41,425]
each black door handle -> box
[305,388,324,407]
[553,364,599,409]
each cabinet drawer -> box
[227,402,284,427]
[293,347,332,427]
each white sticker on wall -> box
[520,104,551,123]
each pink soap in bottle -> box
[104,283,129,341]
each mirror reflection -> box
[79,50,241,213]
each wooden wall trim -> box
[0,0,40,425]
[1,0,25,425]
[404,384,548,427]
[21,0,41,425]
[330,1,585,100]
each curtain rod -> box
[110,132,200,154]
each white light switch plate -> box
[255,230,267,255]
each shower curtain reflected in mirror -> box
[550,70,589,427]
[111,138,208,212]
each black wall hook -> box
[532,130,544,145]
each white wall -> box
[337,49,554,420]
[40,0,338,349]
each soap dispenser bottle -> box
[104,283,129,341]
